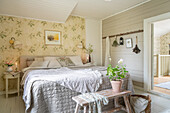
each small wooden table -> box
[3,71,20,98]
[72,89,132,113]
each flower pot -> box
[110,80,122,93]
[7,66,13,72]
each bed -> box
[20,55,134,113]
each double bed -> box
[20,55,134,113]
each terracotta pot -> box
[110,80,122,93]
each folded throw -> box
[78,93,109,113]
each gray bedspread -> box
[22,66,134,113]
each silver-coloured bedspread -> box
[26,74,134,113]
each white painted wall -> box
[85,19,102,65]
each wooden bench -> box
[72,89,132,113]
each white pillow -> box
[69,56,83,66]
[44,57,57,61]
[29,61,49,68]
[34,57,44,61]
[57,57,75,67]
[48,60,61,68]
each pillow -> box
[44,57,57,61]
[57,57,75,67]
[29,61,49,68]
[26,58,34,67]
[26,60,34,67]
[48,60,61,68]
[34,57,44,61]
[69,56,83,66]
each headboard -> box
[19,55,75,71]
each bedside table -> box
[3,71,21,98]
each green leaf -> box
[0,31,7,39]
[117,77,121,80]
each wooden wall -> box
[102,0,170,88]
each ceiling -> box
[154,19,170,37]
[0,0,150,23]
[72,0,149,19]
[0,0,78,23]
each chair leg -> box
[123,95,132,113]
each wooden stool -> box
[72,89,132,113]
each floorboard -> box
[154,76,170,95]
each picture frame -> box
[125,38,133,48]
[44,30,62,45]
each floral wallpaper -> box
[160,32,170,55]
[0,15,86,91]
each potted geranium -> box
[106,59,128,93]
[5,60,14,72]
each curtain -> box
[105,36,111,66]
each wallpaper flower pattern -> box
[160,32,170,55]
[0,15,86,91]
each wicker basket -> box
[130,94,151,113]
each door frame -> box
[144,12,170,91]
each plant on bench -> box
[106,59,128,93]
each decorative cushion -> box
[29,61,49,68]
[69,56,83,66]
[26,58,34,67]
[57,57,75,67]
[130,96,149,113]
[48,60,61,68]
[26,60,34,67]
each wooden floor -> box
[0,89,170,113]
[154,76,170,95]
[0,94,25,113]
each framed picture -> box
[125,38,133,48]
[44,30,62,45]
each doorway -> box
[152,19,170,95]
[144,12,170,97]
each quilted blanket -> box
[22,66,134,113]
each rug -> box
[155,81,170,90]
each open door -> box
[151,19,170,95]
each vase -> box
[81,49,87,64]
[7,66,13,72]
[89,54,91,62]
[110,80,122,93]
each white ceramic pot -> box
[110,80,122,93]
[7,66,13,72]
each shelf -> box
[7,89,18,94]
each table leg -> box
[75,103,80,113]
[18,76,20,96]
[123,95,132,113]
[114,97,120,108]
[6,78,8,98]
